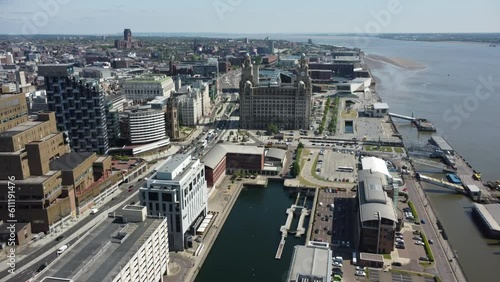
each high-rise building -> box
[121,106,167,144]
[268,40,275,54]
[176,86,202,126]
[140,154,208,251]
[39,64,109,154]
[121,75,175,102]
[239,53,312,130]
[0,111,73,233]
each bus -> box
[337,166,354,173]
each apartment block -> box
[39,64,109,154]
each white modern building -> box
[122,75,175,101]
[39,208,169,282]
[140,154,208,251]
[123,106,167,144]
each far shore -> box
[364,54,427,70]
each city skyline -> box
[1,0,499,35]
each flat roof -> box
[265,148,287,161]
[49,152,95,171]
[0,121,44,138]
[40,218,165,282]
[431,136,454,152]
[373,102,389,109]
[202,144,264,169]
[286,243,331,282]
[473,203,500,232]
[157,154,190,174]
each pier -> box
[295,208,310,237]
[275,205,295,259]
[417,173,465,193]
[389,113,436,132]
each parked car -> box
[429,239,434,244]
[355,270,366,277]
[421,219,426,224]
[392,261,402,267]
[415,241,425,246]
[413,236,422,241]
[55,235,64,242]
[419,256,430,261]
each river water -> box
[196,35,500,282]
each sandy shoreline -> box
[364,54,426,70]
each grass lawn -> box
[394,147,405,153]
[341,110,358,119]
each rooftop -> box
[358,169,396,223]
[202,144,264,169]
[473,203,500,232]
[40,217,166,282]
[0,120,45,138]
[49,152,95,171]
[431,136,454,152]
[286,242,331,282]
[123,74,172,84]
[361,157,391,179]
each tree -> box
[266,124,279,135]
[229,131,234,136]
[290,162,300,177]
[298,142,304,149]
[256,131,262,137]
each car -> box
[355,270,366,277]
[130,201,135,205]
[429,239,434,244]
[314,229,319,234]
[421,219,426,224]
[419,256,430,261]
[396,244,405,249]
[413,230,421,235]
[55,235,65,241]
[395,232,403,236]
[396,234,404,239]
[90,208,99,215]
[332,268,343,276]
[413,236,422,241]
[355,266,365,271]
[415,241,425,246]
[392,261,402,267]
[36,263,48,272]
[396,238,404,243]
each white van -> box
[57,245,68,255]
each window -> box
[148,192,159,201]
[162,193,172,202]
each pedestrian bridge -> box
[417,173,465,193]
[389,113,416,121]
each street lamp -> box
[374,211,381,254]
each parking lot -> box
[367,269,436,282]
[316,149,357,182]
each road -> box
[2,180,145,282]
[404,174,466,282]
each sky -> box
[0,0,499,35]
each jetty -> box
[275,206,295,260]
[389,112,436,132]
